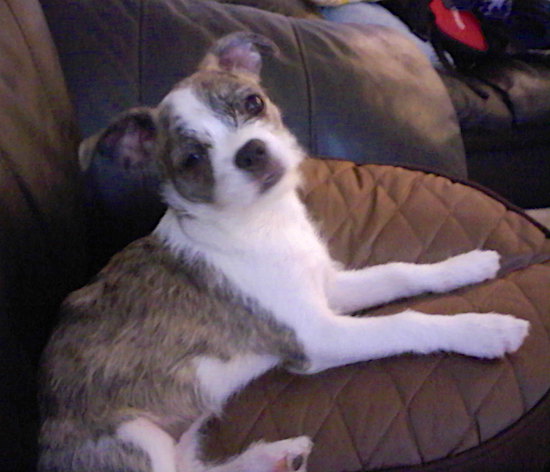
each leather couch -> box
[1,0,549,471]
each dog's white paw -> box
[273,437,313,472]
[242,436,313,472]
[449,313,530,358]
[432,250,501,293]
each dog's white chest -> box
[155,200,334,328]
[218,220,328,295]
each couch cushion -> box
[41,0,467,178]
[438,61,550,208]
[212,0,318,17]
[201,159,550,471]
[439,59,550,209]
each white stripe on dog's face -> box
[165,87,229,151]
[158,72,304,214]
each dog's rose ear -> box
[79,108,158,172]
[199,32,279,77]
[79,108,164,266]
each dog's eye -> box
[183,152,204,168]
[244,94,265,116]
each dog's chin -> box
[258,164,284,194]
[259,163,302,199]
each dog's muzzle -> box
[235,139,284,192]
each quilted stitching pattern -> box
[299,159,548,269]
[202,160,550,471]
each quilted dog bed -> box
[201,158,550,472]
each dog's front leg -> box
[327,250,501,314]
[296,308,529,374]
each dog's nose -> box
[235,139,268,172]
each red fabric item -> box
[430,0,488,51]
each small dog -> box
[39,32,530,472]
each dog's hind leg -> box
[176,417,312,472]
[39,417,158,472]
[327,250,501,314]
[117,417,178,472]
[220,436,312,472]
[205,437,312,472]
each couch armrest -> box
[0,0,87,359]
[0,0,88,469]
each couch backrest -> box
[41,0,467,179]
[38,0,470,267]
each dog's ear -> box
[199,32,279,77]
[79,108,158,172]
[79,108,165,269]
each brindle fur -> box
[39,235,306,471]
[40,32,307,472]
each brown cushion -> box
[202,158,550,471]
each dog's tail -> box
[38,418,158,472]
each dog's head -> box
[80,32,304,216]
